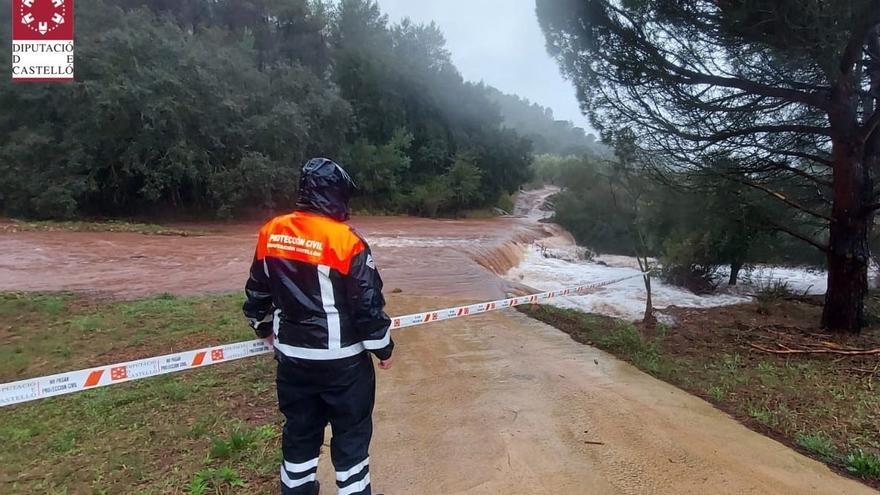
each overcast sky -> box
[375,0,594,134]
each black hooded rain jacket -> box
[242,158,394,366]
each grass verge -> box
[0,219,205,236]
[519,302,880,489]
[0,292,282,494]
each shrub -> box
[755,279,797,301]
[497,192,516,214]
[846,449,880,478]
[658,236,723,294]
[660,263,719,294]
[795,432,836,459]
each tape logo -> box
[110,366,127,381]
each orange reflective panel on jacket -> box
[255,211,365,275]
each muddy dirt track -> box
[0,205,875,494]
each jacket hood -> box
[295,158,357,222]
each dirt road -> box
[1,203,875,493]
[364,297,876,494]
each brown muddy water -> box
[0,213,549,300]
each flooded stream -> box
[0,188,836,319]
[0,201,549,300]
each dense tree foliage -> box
[485,87,607,156]
[0,0,533,219]
[537,0,880,332]
[550,153,824,292]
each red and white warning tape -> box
[0,272,647,407]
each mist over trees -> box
[0,0,536,220]
[537,0,880,332]
[485,87,608,156]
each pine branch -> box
[766,221,830,254]
[750,343,880,355]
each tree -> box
[0,0,350,218]
[605,138,658,325]
[484,87,607,156]
[332,0,533,210]
[537,0,880,332]
[445,152,484,208]
[552,157,637,254]
[1,0,535,220]
[341,129,413,211]
[643,159,782,287]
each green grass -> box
[209,424,275,461]
[0,219,206,236]
[707,385,727,402]
[796,431,837,459]
[188,466,246,494]
[747,403,778,427]
[0,292,285,494]
[0,292,247,382]
[756,361,776,374]
[847,450,880,478]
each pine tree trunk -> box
[642,271,656,327]
[822,128,871,333]
[728,261,743,286]
[823,228,869,332]
[635,254,656,327]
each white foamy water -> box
[501,188,847,322]
[513,187,559,220]
[370,237,483,248]
[507,246,750,321]
[729,266,827,295]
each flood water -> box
[0,188,833,319]
[0,194,553,300]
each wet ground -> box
[1,190,874,494]
[367,297,876,494]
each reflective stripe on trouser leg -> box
[279,434,322,494]
[281,458,318,491]
[336,457,370,495]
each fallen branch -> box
[818,340,864,351]
[848,367,880,374]
[749,343,880,355]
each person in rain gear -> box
[243,158,394,495]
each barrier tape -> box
[0,272,649,407]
